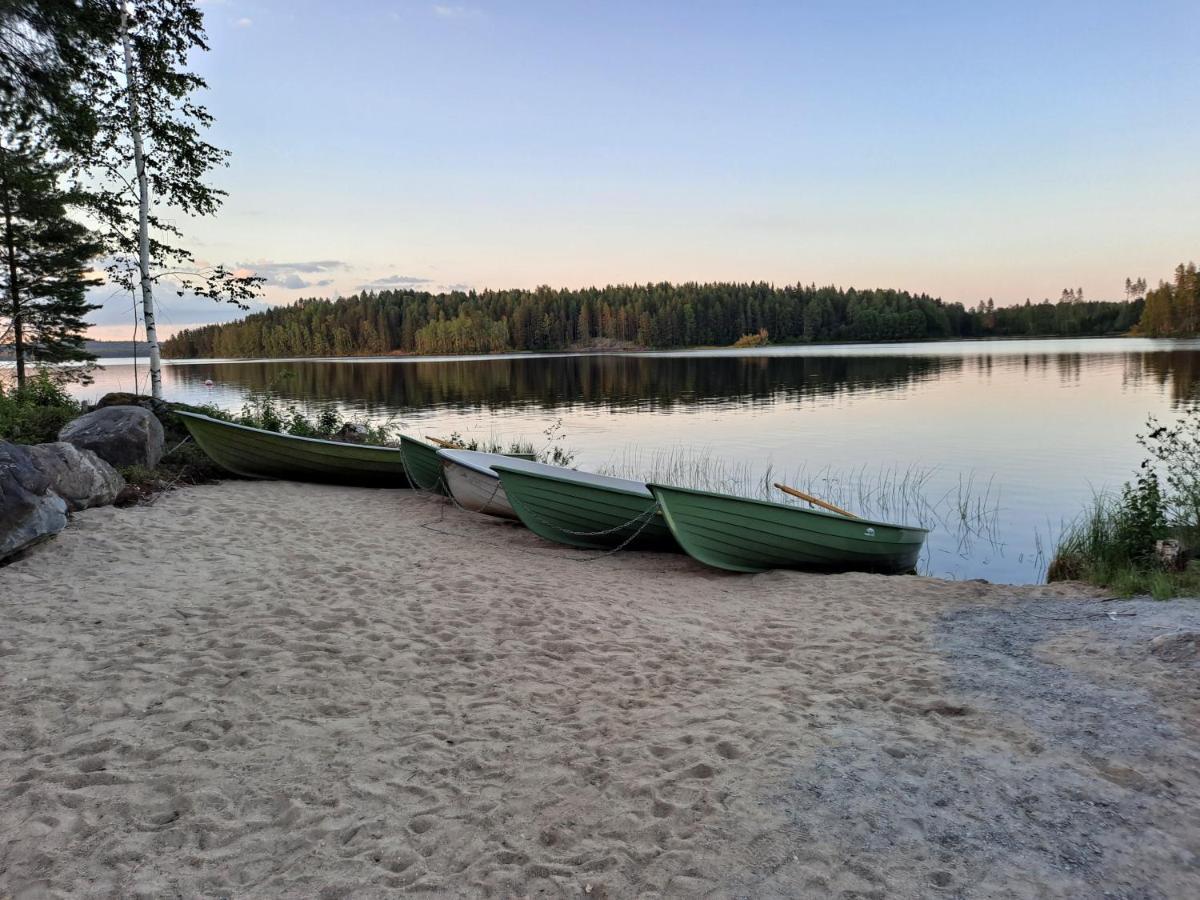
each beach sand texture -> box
[2,481,1198,898]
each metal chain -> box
[515,494,660,538]
[443,469,505,516]
[433,465,663,560]
[575,503,662,561]
[400,445,444,494]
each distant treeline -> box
[1138,263,1199,337]
[161,282,1145,359]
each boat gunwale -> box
[491,462,652,499]
[399,434,440,453]
[647,482,929,535]
[437,448,536,476]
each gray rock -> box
[94,391,174,420]
[1,441,69,561]
[1149,631,1199,663]
[58,405,165,469]
[27,442,126,511]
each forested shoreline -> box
[161,283,1148,359]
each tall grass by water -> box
[1048,408,1200,598]
[598,446,1005,576]
[1048,490,1200,599]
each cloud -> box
[357,275,474,294]
[235,259,347,290]
[234,17,252,28]
[84,284,270,334]
[357,274,433,290]
[432,4,483,20]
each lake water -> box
[72,337,1200,585]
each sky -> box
[88,0,1200,338]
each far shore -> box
[2,480,1197,896]
[65,330,1188,368]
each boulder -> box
[1149,632,1199,664]
[0,441,69,561]
[94,391,174,420]
[27,442,126,511]
[59,405,165,469]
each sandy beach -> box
[2,480,1198,898]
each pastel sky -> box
[89,0,1200,338]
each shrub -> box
[0,371,84,444]
[235,396,397,445]
[732,328,770,348]
[1050,408,1199,597]
[1139,412,1200,547]
[437,418,577,466]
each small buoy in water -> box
[203,378,214,388]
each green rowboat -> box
[493,462,678,552]
[401,436,537,495]
[177,411,411,487]
[649,483,928,574]
[399,435,449,494]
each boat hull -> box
[399,435,449,494]
[441,458,517,519]
[494,465,677,552]
[649,483,927,574]
[177,411,411,487]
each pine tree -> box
[0,134,100,387]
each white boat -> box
[437,449,547,519]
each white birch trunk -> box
[122,8,162,399]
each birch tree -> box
[79,0,260,398]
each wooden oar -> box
[425,435,463,448]
[773,482,859,519]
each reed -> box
[1048,487,1200,598]
[598,445,1005,576]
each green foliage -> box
[1051,408,1200,597]
[0,135,101,388]
[0,0,110,155]
[443,431,533,456]
[0,369,82,443]
[1114,473,1168,562]
[160,283,1146,360]
[234,396,397,446]
[441,417,577,466]
[1139,410,1200,545]
[540,418,576,466]
[77,1,264,312]
[1138,262,1199,337]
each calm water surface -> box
[73,338,1200,584]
